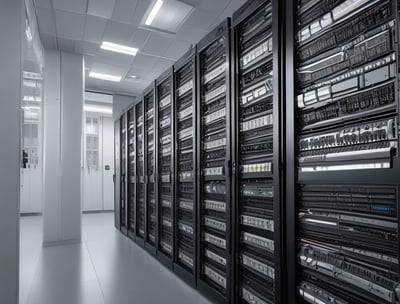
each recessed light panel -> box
[141,0,194,34]
[100,41,139,56]
[89,72,122,82]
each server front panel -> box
[174,54,197,279]
[156,74,174,262]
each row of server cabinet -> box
[114,0,400,303]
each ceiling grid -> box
[34,0,246,96]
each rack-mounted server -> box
[156,69,175,267]
[127,108,135,238]
[232,0,283,303]
[144,85,157,255]
[114,119,121,230]
[135,100,145,246]
[173,47,197,285]
[196,19,233,303]
[291,0,400,303]
[119,114,128,235]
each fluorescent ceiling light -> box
[84,104,113,115]
[145,0,164,26]
[127,75,138,79]
[100,41,138,56]
[89,72,121,82]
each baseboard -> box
[43,239,81,247]
[82,210,114,214]
[20,212,42,217]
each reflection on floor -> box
[19,213,211,304]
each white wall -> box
[102,117,115,210]
[113,94,134,121]
[43,50,84,245]
[0,0,23,302]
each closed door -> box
[83,115,114,211]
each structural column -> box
[0,0,23,302]
[43,50,84,245]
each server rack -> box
[287,0,400,303]
[127,106,136,239]
[114,119,121,230]
[173,47,197,285]
[120,113,128,235]
[196,19,233,303]
[135,99,146,247]
[144,84,157,256]
[155,68,175,268]
[232,0,283,303]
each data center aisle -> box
[20,213,211,304]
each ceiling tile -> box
[182,8,219,31]
[91,61,129,77]
[145,0,194,34]
[111,0,138,24]
[151,58,174,75]
[34,0,52,9]
[141,33,174,57]
[130,29,150,49]
[84,15,107,44]
[74,40,99,55]
[102,20,136,45]
[57,37,75,53]
[55,10,85,40]
[95,50,135,67]
[131,53,157,70]
[35,7,56,35]
[220,0,247,18]
[87,0,116,19]
[164,40,192,60]
[126,66,151,79]
[40,33,57,49]
[131,0,151,27]
[179,0,201,7]
[52,0,88,14]
[197,0,230,12]
[175,26,208,44]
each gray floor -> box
[20,213,212,304]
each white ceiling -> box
[33,0,247,97]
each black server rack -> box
[196,19,233,303]
[114,119,121,230]
[135,99,146,247]
[127,107,136,239]
[144,85,157,255]
[155,68,175,268]
[286,0,400,303]
[173,47,197,285]
[120,113,128,235]
[232,0,283,303]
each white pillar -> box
[0,0,23,302]
[43,50,84,245]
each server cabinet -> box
[232,0,283,303]
[114,119,121,230]
[287,0,400,303]
[135,100,146,247]
[196,19,233,303]
[144,85,157,255]
[173,47,197,285]
[127,107,136,239]
[120,113,128,235]
[155,68,175,268]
